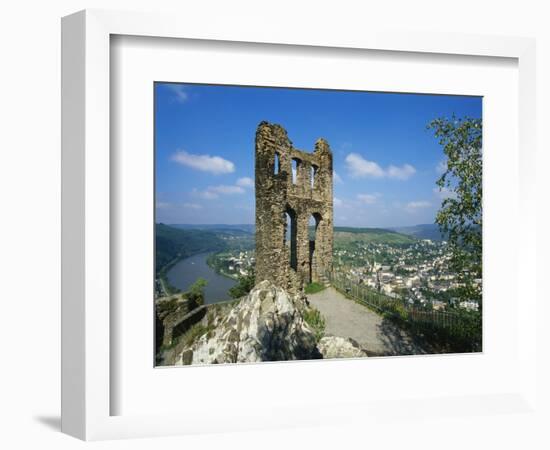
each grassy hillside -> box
[334,226,416,245]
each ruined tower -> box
[255,121,333,294]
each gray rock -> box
[317,336,368,359]
[174,281,322,365]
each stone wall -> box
[255,121,333,294]
[155,295,206,348]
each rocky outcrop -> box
[174,281,322,365]
[171,281,369,365]
[317,336,368,359]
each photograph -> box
[154,83,483,366]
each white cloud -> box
[171,150,235,175]
[194,189,219,200]
[357,193,379,204]
[194,184,245,199]
[433,186,457,200]
[345,153,385,178]
[166,84,189,103]
[345,153,415,180]
[333,197,343,207]
[387,164,416,180]
[436,160,447,175]
[236,177,254,188]
[155,201,171,209]
[182,202,203,209]
[333,171,343,184]
[405,200,431,212]
[209,185,245,195]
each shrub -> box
[182,323,208,347]
[187,278,207,306]
[229,270,255,299]
[303,307,326,342]
[398,308,481,353]
[385,302,409,323]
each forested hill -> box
[388,224,447,241]
[156,224,418,264]
[333,227,416,244]
[169,223,255,234]
[165,223,427,244]
[155,223,226,273]
[155,223,422,275]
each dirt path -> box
[308,287,432,356]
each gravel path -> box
[308,287,432,356]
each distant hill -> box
[155,224,226,274]
[388,224,447,241]
[169,223,255,235]
[166,224,417,246]
[333,226,416,244]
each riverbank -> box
[206,252,241,281]
[166,252,237,304]
[157,250,232,297]
[157,255,186,296]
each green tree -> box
[428,116,482,310]
[228,270,255,299]
[188,278,208,306]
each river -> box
[166,252,237,304]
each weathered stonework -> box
[255,121,333,294]
[155,295,205,348]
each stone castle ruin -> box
[255,122,333,294]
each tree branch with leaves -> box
[428,116,482,310]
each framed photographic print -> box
[62,9,538,441]
[153,83,482,367]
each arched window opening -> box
[285,207,298,271]
[308,213,322,283]
[310,165,318,189]
[308,214,318,240]
[291,158,301,184]
[274,153,280,175]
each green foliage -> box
[382,301,409,322]
[451,309,482,352]
[228,270,256,299]
[155,296,182,316]
[187,278,208,306]
[181,323,208,347]
[303,307,326,342]
[405,309,482,353]
[305,282,326,294]
[428,116,482,309]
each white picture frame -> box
[61,9,538,441]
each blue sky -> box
[155,83,481,227]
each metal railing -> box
[325,270,461,330]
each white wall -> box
[0,1,548,448]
